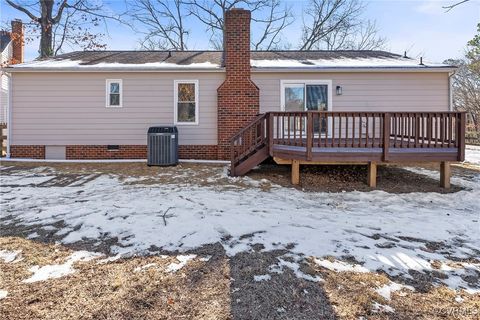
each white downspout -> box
[6,72,12,158]
[448,71,456,112]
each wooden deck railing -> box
[230,111,466,170]
[230,113,268,172]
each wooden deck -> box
[230,111,466,188]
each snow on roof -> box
[5,50,455,71]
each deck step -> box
[232,145,269,176]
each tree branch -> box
[6,0,40,22]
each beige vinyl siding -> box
[253,72,450,113]
[11,72,223,145]
[1,42,12,123]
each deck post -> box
[457,113,466,161]
[291,160,300,185]
[440,161,451,189]
[306,112,313,161]
[368,162,377,188]
[383,113,390,161]
[267,113,274,156]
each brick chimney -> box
[217,8,259,160]
[11,19,24,64]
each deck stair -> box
[230,114,270,176]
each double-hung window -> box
[106,79,122,107]
[174,80,199,125]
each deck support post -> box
[291,160,300,185]
[367,162,377,188]
[440,161,451,189]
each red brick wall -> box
[217,9,259,160]
[11,20,24,64]
[179,145,218,160]
[66,145,146,160]
[9,145,218,160]
[10,145,45,159]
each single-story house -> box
[2,9,465,187]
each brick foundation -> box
[66,145,147,160]
[179,145,218,160]
[10,145,45,159]
[10,145,219,160]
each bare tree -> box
[447,59,480,130]
[300,0,385,51]
[129,0,188,51]
[443,0,471,11]
[5,0,124,57]
[184,0,292,50]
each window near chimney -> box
[106,79,122,108]
[174,80,199,125]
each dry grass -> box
[1,237,479,320]
[0,237,231,320]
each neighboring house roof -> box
[0,33,12,53]
[5,50,456,72]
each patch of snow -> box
[465,145,480,165]
[372,302,395,313]
[314,258,369,273]
[23,251,102,283]
[166,254,196,273]
[97,254,123,264]
[375,282,414,301]
[269,256,322,282]
[0,290,7,300]
[134,263,157,272]
[455,295,465,303]
[251,57,448,69]
[2,166,480,293]
[11,59,221,70]
[199,255,211,262]
[253,274,271,282]
[0,250,21,263]
[27,232,39,239]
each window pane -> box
[177,102,196,122]
[178,83,195,102]
[110,82,120,94]
[284,86,304,112]
[110,94,120,106]
[306,85,328,111]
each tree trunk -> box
[39,0,54,58]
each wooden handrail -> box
[230,111,466,172]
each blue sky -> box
[1,0,478,62]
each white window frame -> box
[106,79,123,108]
[280,80,333,137]
[174,79,199,125]
[280,80,333,112]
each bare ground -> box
[1,161,479,319]
[1,237,479,320]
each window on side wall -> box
[174,80,198,125]
[106,79,122,107]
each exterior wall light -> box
[336,86,343,95]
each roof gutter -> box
[3,66,457,73]
[251,66,458,73]
[3,67,226,73]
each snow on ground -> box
[0,250,21,263]
[0,290,8,300]
[314,258,369,273]
[166,255,197,273]
[375,282,414,301]
[1,165,479,293]
[465,145,480,165]
[22,251,102,283]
